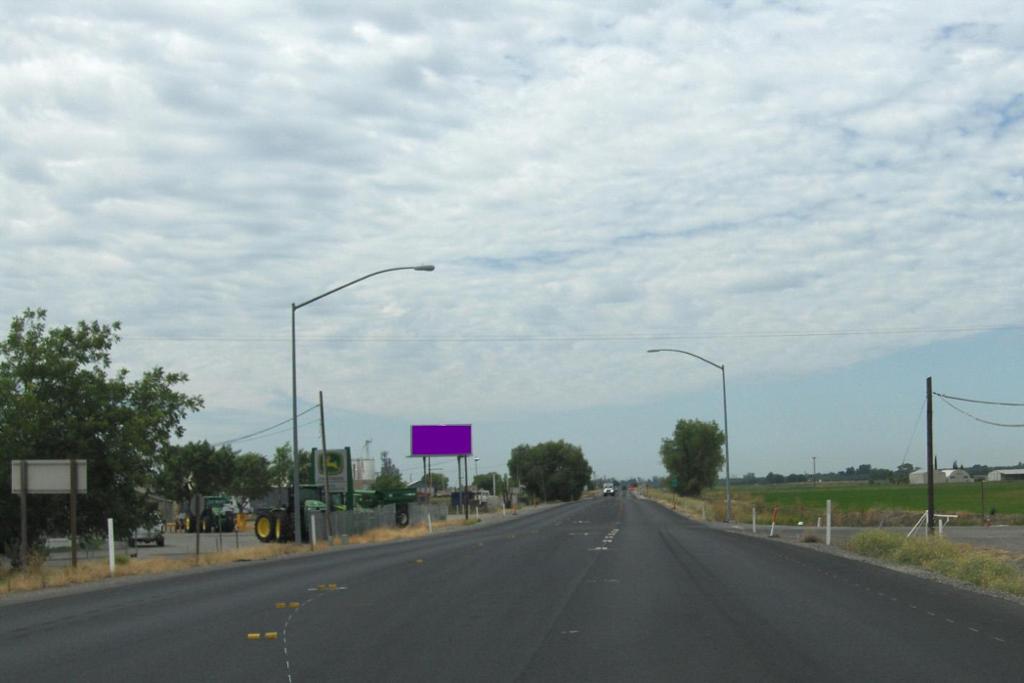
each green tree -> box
[268,443,313,487]
[507,440,592,502]
[425,472,448,491]
[0,309,203,558]
[152,441,236,503]
[373,450,404,490]
[270,443,293,487]
[472,472,506,495]
[660,418,725,496]
[231,452,273,508]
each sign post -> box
[19,460,27,569]
[11,460,88,569]
[70,458,78,567]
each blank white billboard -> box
[10,460,87,494]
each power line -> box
[214,407,320,446]
[932,392,1024,407]
[936,395,1024,428]
[900,398,927,465]
[119,322,1024,345]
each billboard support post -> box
[463,456,470,521]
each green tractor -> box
[199,495,238,533]
[254,486,336,543]
[253,485,418,542]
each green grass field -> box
[694,480,1024,525]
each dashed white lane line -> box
[280,585,347,682]
[808,565,1011,646]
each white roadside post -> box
[310,513,317,550]
[427,510,433,534]
[752,506,757,534]
[107,518,115,576]
[826,500,832,546]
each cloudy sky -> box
[3,1,1023,484]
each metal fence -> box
[307,503,448,541]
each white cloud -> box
[2,1,1023,474]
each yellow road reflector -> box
[328,583,337,589]
[264,632,278,640]
[247,633,261,640]
[275,602,286,609]
[289,601,300,608]
[415,559,424,564]
[317,584,326,590]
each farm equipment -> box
[254,485,418,543]
[179,495,238,533]
[253,486,335,543]
[354,487,418,527]
[199,495,238,532]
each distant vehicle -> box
[129,524,165,547]
[603,484,615,497]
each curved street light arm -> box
[295,265,435,311]
[647,348,723,370]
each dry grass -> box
[0,518,485,597]
[846,530,1024,596]
[645,489,713,521]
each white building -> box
[987,469,1024,482]
[910,469,972,484]
[909,469,944,485]
[940,469,972,483]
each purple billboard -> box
[411,424,472,456]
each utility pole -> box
[926,376,935,535]
[318,391,332,539]
[812,456,817,488]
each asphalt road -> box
[2,494,1023,682]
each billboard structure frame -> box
[410,424,473,520]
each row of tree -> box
[0,309,599,563]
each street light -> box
[647,348,733,523]
[291,265,434,542]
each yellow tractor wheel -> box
[255,514,275,543]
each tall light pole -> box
[647,348,733,523]
[291,265,434,542]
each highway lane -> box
[2,494,1023,682]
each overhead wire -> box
[900,398,927,465]
[932,392,1024,407]
[119,322,1024,345]
[936,395,1024,428]
[218,405,321,448]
